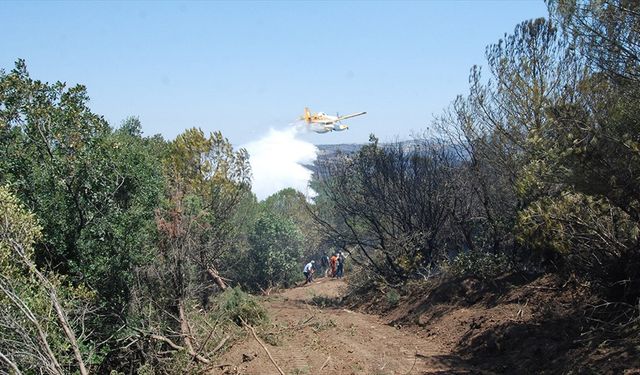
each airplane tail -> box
[301,107,312,123]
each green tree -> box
[262,188,323,260]
[247,211,304,290]
[434,18,583,260]
[0,61,165,342]
[544,1,640,222]
[550,0,640,82]
[512,1,640,299]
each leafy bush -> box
[0,186,95,372]
[246,212,304,290]
[444,251,512,280]
[518,192,639,300]
[216,287,268,326]
[385,289,401,306]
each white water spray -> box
[243,125,318,201]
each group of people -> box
[303,252,346,285]
[324,252,346,279]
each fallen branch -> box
[178,301,197,357]
[301,315,315,325]
[150,333,211,364]
[0,350,22,375]
[185,328,216,373]
[320,355,331,370]
[212,335,230,353]
[240,318,285,375]
[258,285,273,296]
[207,267,228,291]
[131,327,211,365]
[402,351,418,375]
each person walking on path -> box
[336,252,345,278]
[330,254,338,278]
[303,260,315,285]
[321,254,330,277]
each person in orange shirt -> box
[329,254,338,278]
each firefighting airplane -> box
[299,107,367,133]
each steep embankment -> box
[347,273,640,374]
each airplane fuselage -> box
[300,108,365,133]
[309,113,340,125]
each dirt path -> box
[214,278,473,375]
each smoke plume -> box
[243,125,318,201]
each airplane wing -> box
[337,111,367,121]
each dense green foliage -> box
[216,286,269,326]
[0,62,166,370]
[0,186,93,373]
[247,211,304,290]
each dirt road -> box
[215,278,472,375]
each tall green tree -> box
[512,1,640,299]
[262,188,323,260]
[247,211,304,290]
[0,61,165,346]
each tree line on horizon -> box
[1,0,638,372]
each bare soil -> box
[213,274,640,375]
[213,277,475,374]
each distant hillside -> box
[308,143,363,179]
[311,139,463,179]
[315,143,363,156]
[315,139,440,159]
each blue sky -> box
[1,1,547,146]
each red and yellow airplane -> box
[299,107,366,133]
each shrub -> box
[385,289,401,306]
[216,287,268,326]
[518,192,640,301]
[246,212,304,291]
[444,251,512,280]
